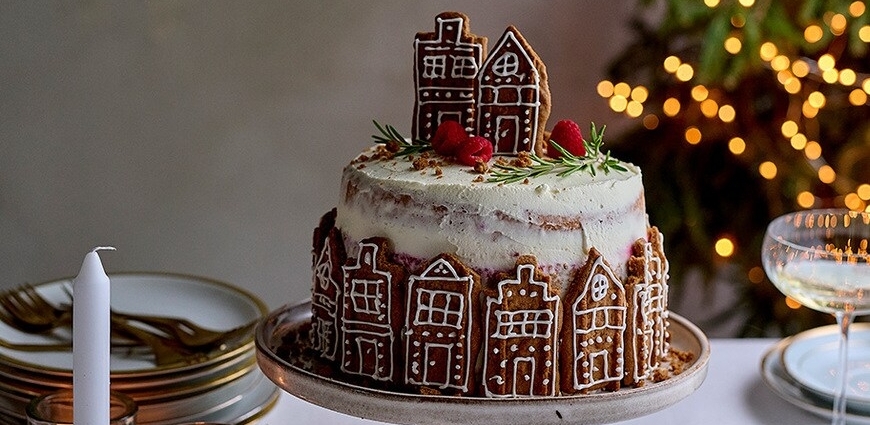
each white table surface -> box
[254,338,830,425]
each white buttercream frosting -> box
[336,146,649,286]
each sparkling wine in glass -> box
[762,209,870,425]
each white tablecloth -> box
[255,339,827,425]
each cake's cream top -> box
[337,146,648,283]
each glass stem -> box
[833,311,854,425]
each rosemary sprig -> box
[487,123,627,184]
[372,120,432,157]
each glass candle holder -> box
[25,390,137,425]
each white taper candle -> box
[72,246,115,424]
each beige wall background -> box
[1,2,639,311]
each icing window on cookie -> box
[422,55,447,78]
[493,52,519,77]
[414,288,464,328]
[350,279,383,314]
[591,274,609,302]
[492,309,554,339]
[451,56,478,78]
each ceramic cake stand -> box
[255,300,710,425]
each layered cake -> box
[306,11,684,398]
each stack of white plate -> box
[761,323,870,423]
[0,273,279,424]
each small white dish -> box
[781,324,870,409]
[761,336,870,423]
[0,272,266,375]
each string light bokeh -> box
[600,0,870,333]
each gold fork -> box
[0,284,256,354]
[0,285,69,334]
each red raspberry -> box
[430,121,467,156]
[456,136,494,166]
[547,119,585,158]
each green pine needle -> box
[371,120,432,157]
[488,123,627,184]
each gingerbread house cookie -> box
[482,255,560,397]
[311,209,346,361]
[413,11,487,141]
[340,237,406,383]
[477,26,550,156]
[623,227,670,387]
[403,254,481,395]
[560,248,627,394]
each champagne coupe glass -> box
[762,209,870,424]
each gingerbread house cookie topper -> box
[413,11,487,142]
[477,25,551,156]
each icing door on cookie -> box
[496,115,520,153]
[512,357,536,396]
[356,337,381,377]
[422,342,452,386]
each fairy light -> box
[860,26,870,42]
[626,100,644,118]
[596,80,614,98]
[613,82,631,98]
[864,78,870,94]
[805,25,824,43]
[771,55,791,71]
[691,85,709,101]
[748,266,765,284]
[663,56,681,73]
[700,98,719,118]
[785,297,802,309]
[705,0,720,7]
[731,14,746,28]
[725,36,742,54]
[790,133,808,150]
[845,193,865,211]
[830,14,847,35]
[759,161,777,179]
[759,42,778,61]
[715,237,735,257]
[609,95,628,113]
[783,76,802,94]
[685,127,702,144]
[728,137,746,155]
[839,69,857,86]
[802,100,819,118]
[818,54,836,71]
[858,184,870,200]
[819,165,836,184]
[792,60,810,77]
[630,86,649,103]
[781,120,799,138]
[850,1,866,17]
[850,89,868,105]
[663,98,681,116]
[808,91,826,108]
[738,0,754,7]
[675,63,694,81]
[797,191,816,208]
[642,114,659,130]
[718,104,736,122]
[805,141,822,160]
